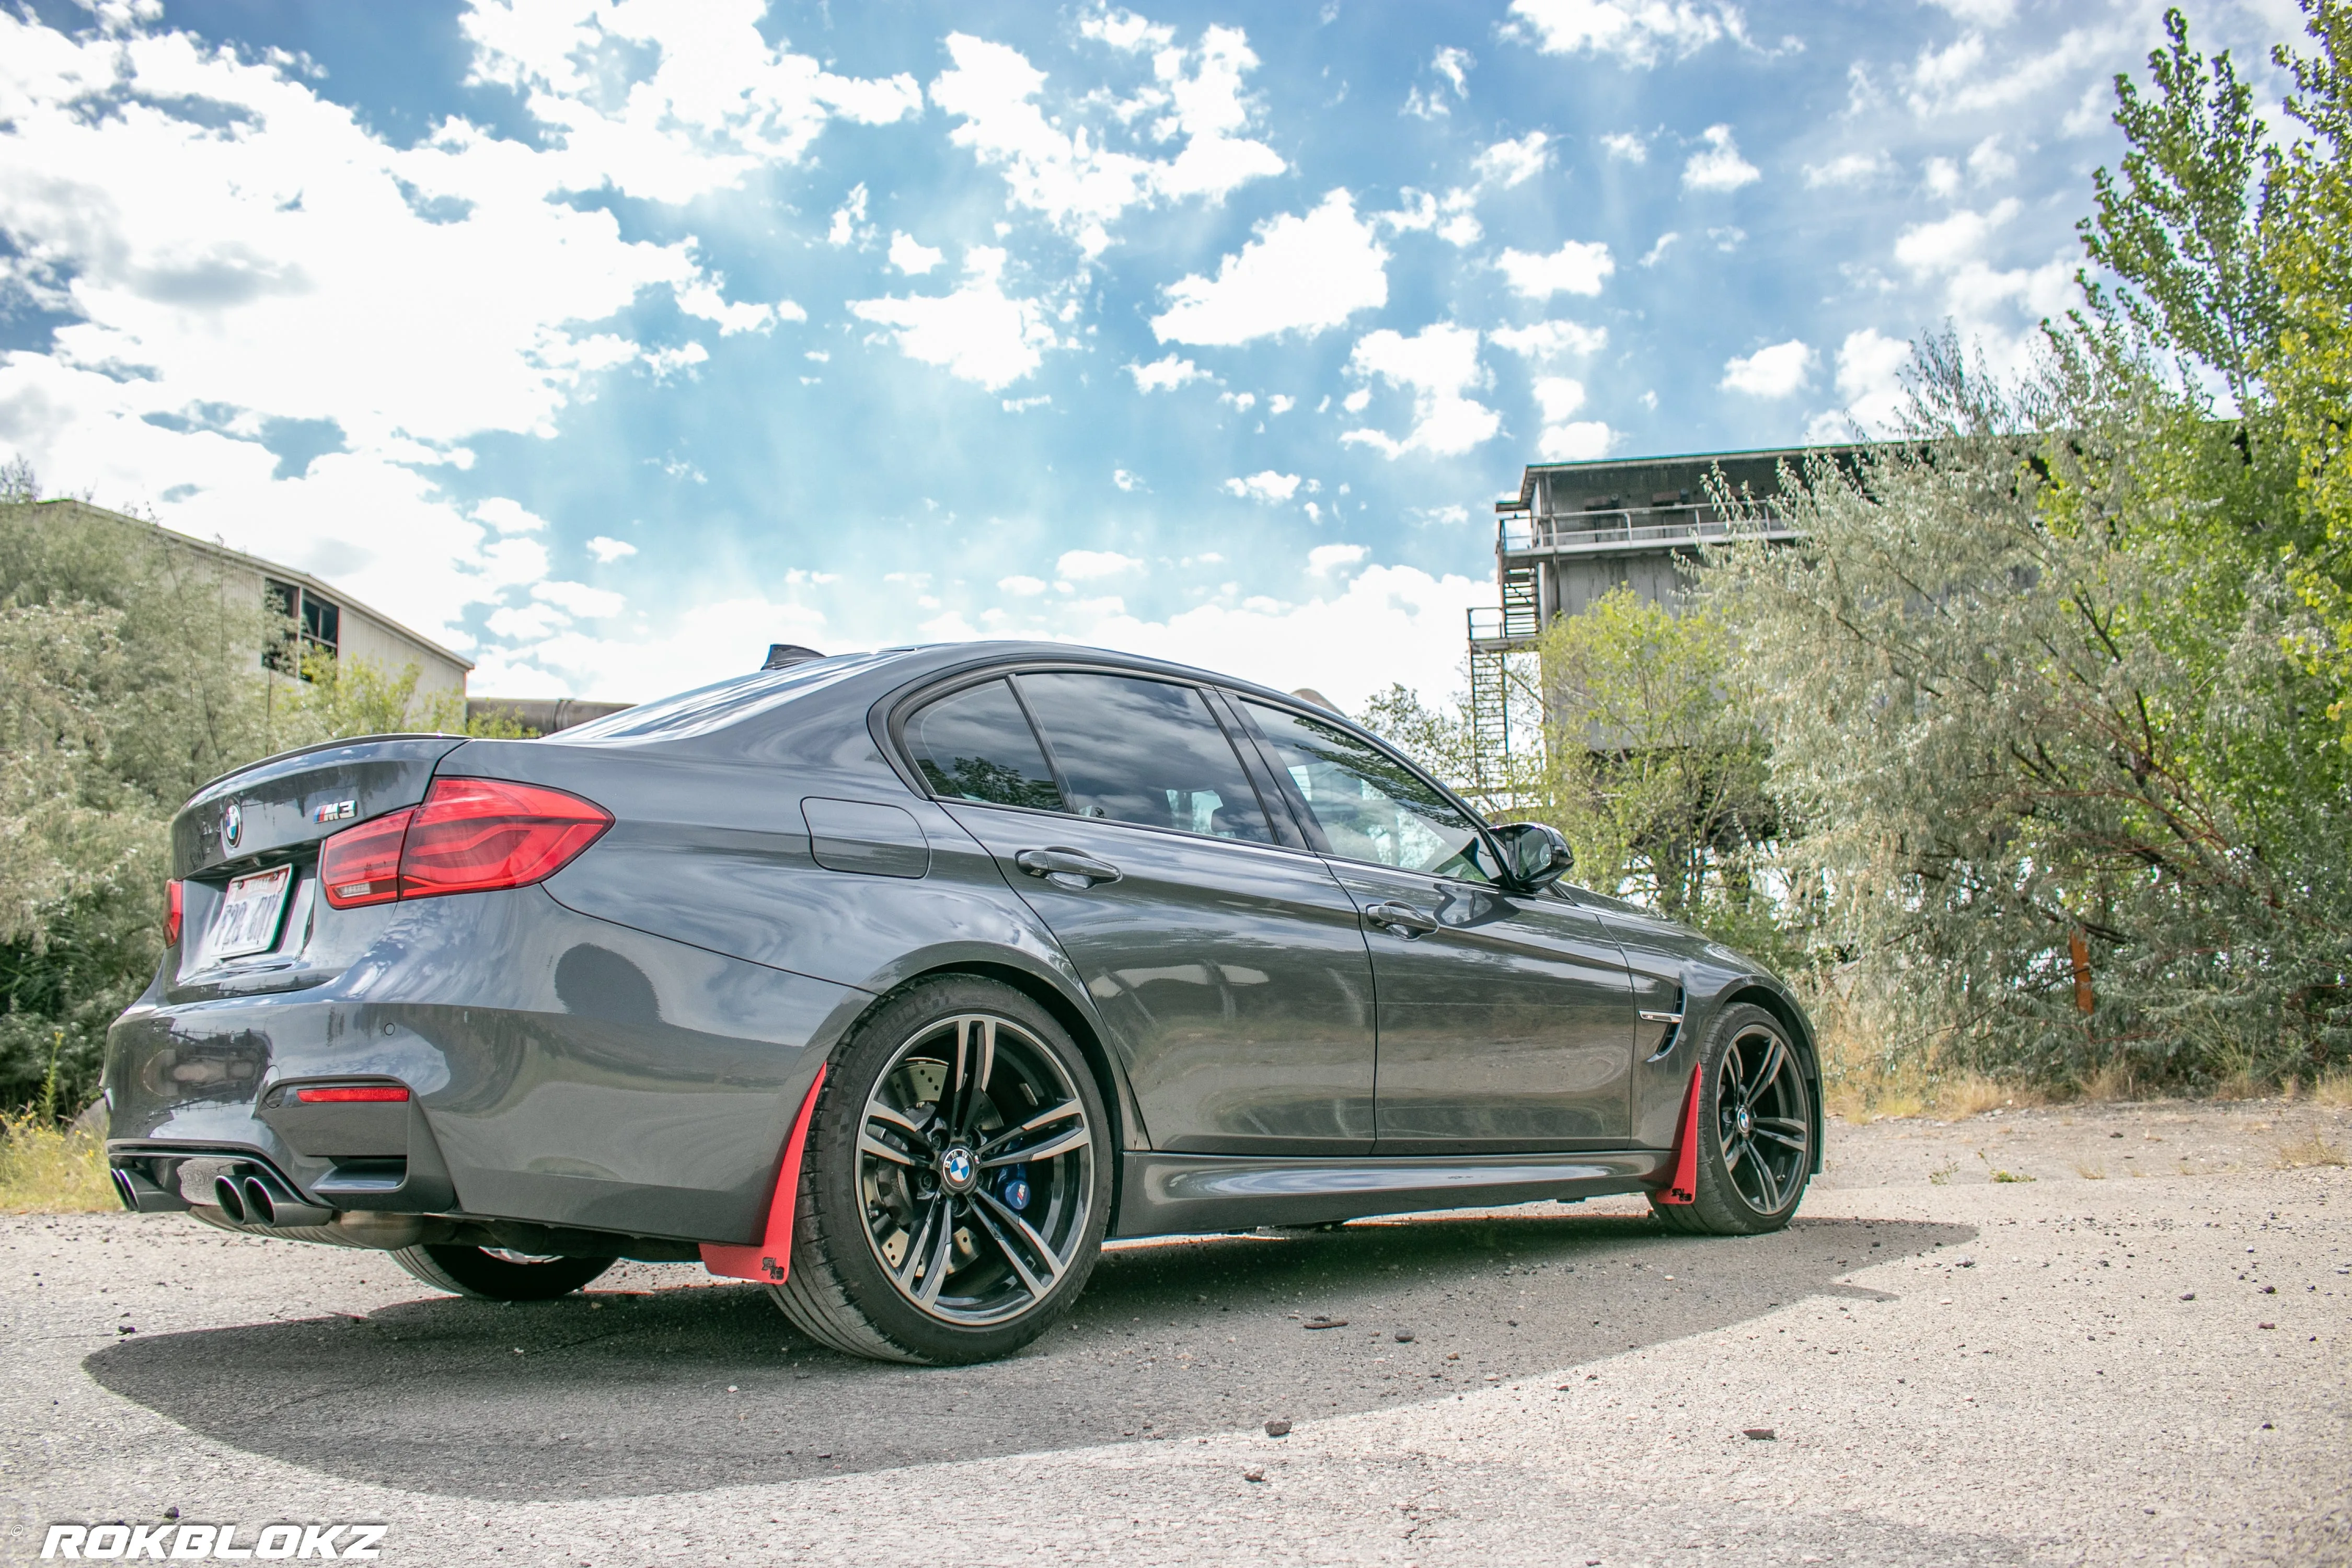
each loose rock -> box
[1743,1427,1777,1440]
[1264,1419,1292,1437]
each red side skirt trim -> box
[1657,1063,1703,1205]
[700,1066,828,1284]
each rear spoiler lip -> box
[171,734,475,881]
[180,732,466,804]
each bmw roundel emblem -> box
[223,801,243,849]
[942,1147,976,1189]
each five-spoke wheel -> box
[768,976,1111,1363]
[1653,1002,1815,1236]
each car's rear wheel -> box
[1651,1003,1814,1236]
[390,1244,614,1300]
[766,976,1111,1364]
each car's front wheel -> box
[390,1244,614,1300]
[766,976,1112,1364]
[1651,1003,1815,1236]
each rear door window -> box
[1016,672,1273,844]
[905,679,1065,811]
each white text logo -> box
[42,1523,386,1560]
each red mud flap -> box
[1656,1063,1703,1205]
[700,1066,828,1284]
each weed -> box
[2276,1134,2347,1169]
[0,1111,116,1213]
[2072,1162,2107,1180]
[1927,1162,1959,1186]
[1989,1169,2035,1183]
[2314,1069,2352,1110]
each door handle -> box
[1015,847,1123,888]
[1364,900,1439,938]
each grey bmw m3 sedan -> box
[104,642,1821,1364]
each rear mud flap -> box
[700,1066,828,1284]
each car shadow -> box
[83,1207,1971,1501]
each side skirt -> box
[1112,1148,1670,1238]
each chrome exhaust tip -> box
[110,1169,139,1213]
[213,1174,247,1223]
[240,1175,279,1226]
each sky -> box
[0,0,2308,710]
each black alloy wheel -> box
[1652,1002,1814,1236]
[390,1243,614,1300]
[767,976,1111,1363]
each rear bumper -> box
[105,886,867,1245]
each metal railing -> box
[1498,505,1798,556]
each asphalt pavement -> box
[3,1098,2346,1566]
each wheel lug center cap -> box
[940,1146,977,1192]
[1735,1107,1753,1136]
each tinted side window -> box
[1017,673,1272,844]
[906,680,1066,812]
[1242,701,1494,881]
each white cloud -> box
[1433,46,1475,95]
[1079,8,1177,51]
[1893,198,2020,272]
[1341,323,1501,459]
[532,579,626,618]
[585,536,637,563]
[1150,189,1389,345]
[1127,353,1209,392]
[1966,134,2019,185]
[1037,562,1487,710]
[850,247,1060,390]
[1269,394,1296,415]
[1600,131,1649,163]
[1682,124,1760,191]
[1531,375,1587,423]
[1112,468,1142,491]
[1496,239,1616,299]
[1343,388,1374,413]
[0,6,906,649]
[930,27,1283,257]
[828,183,870,247]
[1904,24,2123,119]
[1804,151,1893,188]
[998,574,1050,595]
[1375,187,1484,248]
[1924,0,2017,30]
[1504,0,1744,67]
[488,601,570,641]
[1056,548,1143,580]
[1308,543,1368,574]
[1528,375,1614,460]
[1474,131,1554,189]
[1642,232,1680,266]
[474,498,548,534]
[1814,326,1912,436]
[1224,470,1301,502]
[1720,339,1816,397]
[472,593,830,702]
[1538,420,1616,461]
[1490,320,1608,359]
[889,232,945,275]
[1220,391,1258,411]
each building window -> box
[264,578,339,679]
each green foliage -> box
[1531,587,1780,951]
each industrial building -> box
[1465,445,1849,792]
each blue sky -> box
[0,0,2302,707]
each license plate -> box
[207,866,293,960]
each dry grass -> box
[0,1112,118,1213]
[2277,1133,2348,1170]
[2314,1069,2352,1110]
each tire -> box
[390,1244,615,1300]
[1650,1002,1815,1237]
[766,976,1113,1365]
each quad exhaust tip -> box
[109,1168,138,1212]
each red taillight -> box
[164,880,183,945]
[398,777,613,897]
[294,1085,410,1103]
[319,807,414,909]
[317,778,609,911]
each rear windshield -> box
[557,653,891,742]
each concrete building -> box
[1465,445,1854,790]
[28,499,473,698]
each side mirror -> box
[1491,821,1574,892]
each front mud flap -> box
[1657,1063,1703,1205]
[699,1067,828,1284]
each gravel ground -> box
[2,1098,2346,1566]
